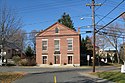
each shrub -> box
[49,62,53,65]
[29,58,36,66]
[118,80,125,83]
[19,59,28,66]
[64,63,67,65]
[6,63,16,66]
[12,56,21,65]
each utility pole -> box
[86,0,101,72]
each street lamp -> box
[80,17,92,20]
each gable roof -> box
[36,22,78,36]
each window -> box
[54,55,60,64]
[67,38,73,51]
[68,56,72,64]
[42,56,47,64]
[55,27,59,33]
[42,39,48,51]
[54,39,60,51]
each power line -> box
[106,2,125,10]
[96,0,125,25]
[0,0,84,14]
[24,13,124,26]
[13,1,83,14]
[95,0,107,11]
[96,25,125,33]
[24,14,91,26]
[98,31,125,38]
[96,12,125,33]
[16,0,79,10]
[96,14,124,22]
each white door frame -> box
[67,54,73,66]
[53,54,61,66]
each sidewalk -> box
[79,72,115,83]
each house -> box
[0,42,24,65]
[36,22,80,66]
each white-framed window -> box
[54,39,60,51]
[42,55,48,64]
[67,38,73,51]
[42,39,48,51]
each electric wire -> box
[95,0,107,11]
[95,0,125,25]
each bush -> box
[19,59,28,66]
[18,58,36,66]
[64,63,67,65]
[49,62,53,65]
[6,63,16,66]
[29,58,36,66]
[118,80,125,83]
[12,56,21,65]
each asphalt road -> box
[13,70,97,83]
[0,66,119,83]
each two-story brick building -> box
[36,22,80,66]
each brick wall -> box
[36,22,80,66]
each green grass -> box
[0,72,24,83]
[93,71,125,83]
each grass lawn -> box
[0,72,24,83]
[93,71,125,83]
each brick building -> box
[36,22,80,66]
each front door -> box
[68,56,73,64]
[54,55,60,64]
[42,56,47,64]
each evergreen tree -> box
[58,12,76,31]
[25,45,35,66]
[81,38,87,54]
[25,45,34,58]
[81,36,93,55]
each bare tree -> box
[29,30,38,54]
[96,34,110,50]
[121,13,125,21]
[0,5,24,64]
[97,23,123,63]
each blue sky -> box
[0,0,125,38]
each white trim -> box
[53,64,61,66]
[42,55,48,56]
[54,39,60,51]
[67,54,74,64]
[42,55,48,64]
[67,54,73,56]
[74,64,80,67]
[67,64,74,66]
[67,38,73,40]
[67,38,73,51]
[42,39,48,41]
[53,54,61,65]
[42,39,48,51]
[54,39,60,40]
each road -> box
[0,66,119,83]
